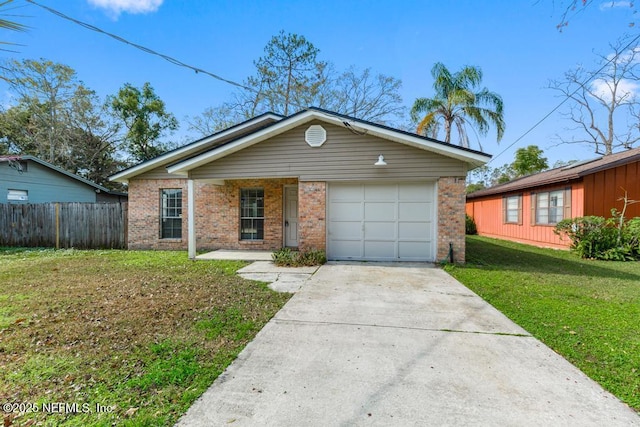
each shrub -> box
[296,249,327,266]
[272,248,327,267]
[555,215,640,261]
[271,247,296,266]
[465,214,478,235]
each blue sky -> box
[1,0,636,167]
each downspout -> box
[449,242,454,264]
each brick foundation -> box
[437,177,466,263]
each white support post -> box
[187,179,196,259]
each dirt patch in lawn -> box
[0,249,291,426]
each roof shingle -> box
[466,147,640,199]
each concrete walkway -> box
[176,263,639,426]
[237,261,319,293]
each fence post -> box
[55,202,60,249]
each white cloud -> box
[591,78,640,103]
[599,1,632,11]
[88,0,163,17]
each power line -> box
[24,0,369,132]
[488,32,640,165]
[25,0,255,93]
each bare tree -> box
[326,66,405,125]
[549,36,640,155]
[554,1,638,31]
[187,32,406,139]
[187,103,250,136]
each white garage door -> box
[327,182,436,261]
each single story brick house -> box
[466,147,640,249]
[110,108,490,262]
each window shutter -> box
[502,196,507,224]
[518,194,523,225]
[530,192,537,225]
[564,187,572,220]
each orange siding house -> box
[466,148,640,249]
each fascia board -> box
[167,111,320,174]
[109,113,282,182]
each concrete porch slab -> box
[195,250,274,261]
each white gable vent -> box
[305,125,327,147]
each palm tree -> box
[0,0,26,49]
[411,63,504,150]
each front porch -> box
[188,178,326,259]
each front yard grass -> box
[445,236,640,412]
[0,248,291,426]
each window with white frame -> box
[160,189,182,239]
[7,189,28,202]
[535,189,565,225]
[240,188,264,240]
[503,195,522,224]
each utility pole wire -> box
[489,32,640,165]
[25,0,255,93]
[25,0,372,135]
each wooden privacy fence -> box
[0,202,128,249]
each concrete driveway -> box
[176,263,639,426]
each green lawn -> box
[0,248,291,426]
[445,236,640,412]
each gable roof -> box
[166,107,491,175]
[109,112,283,183]
[0,155,126,196]
[467,147,640,199]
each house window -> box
[503,195,522,224]
[535,189,565,225]
[240,188,264,240]
[160,189,182,239]
[7,189,28,202]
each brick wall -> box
[128,178,188,250]
[201,178,297,250]
[129,178,298,250]
[298,181,326,252]
[437,177,466,263]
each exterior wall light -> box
[374,154,387,166]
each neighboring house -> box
[110,108,490,262]
[0,155,127,204]
[466,147,640,249]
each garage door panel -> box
[331,185,363,200]
[331,221,362,239]
[399,183,433,200]
[399,202,432,221]
[399,241,432,259]
[364,202,396,221]
[331,240,363,258]
[330,202,361,221]
[399,222,431,240]
[364,184,396,200]
[364,241,396,259]
[364,222,396,240]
